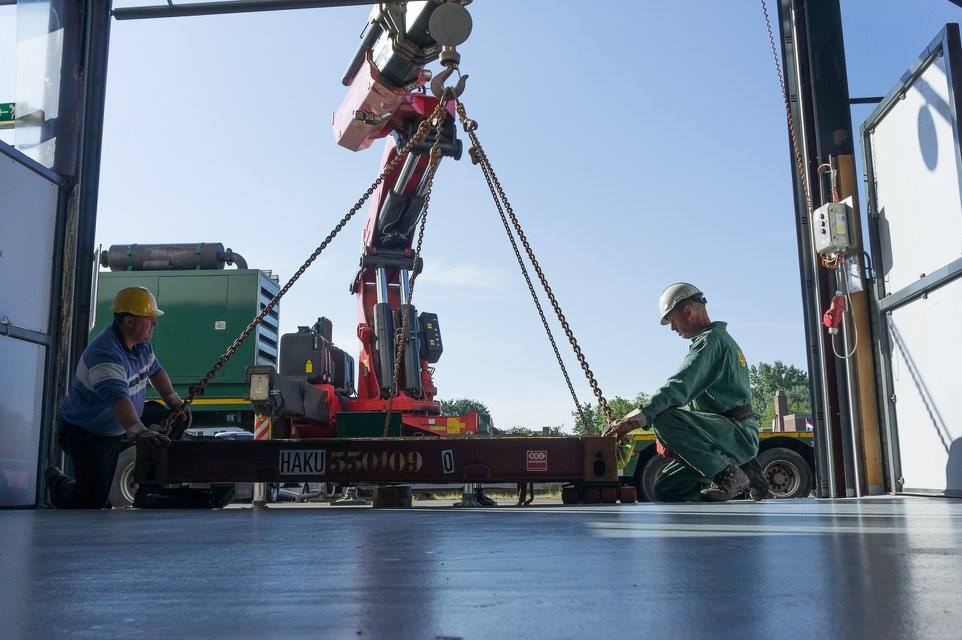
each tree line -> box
[441,360,812,434]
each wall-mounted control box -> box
[813,196,854,255]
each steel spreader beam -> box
[112,0,388,21]
[135,436,620,485]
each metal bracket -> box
[0,315,52,347]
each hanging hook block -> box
[429,2,473,47]
[428,0,471,101]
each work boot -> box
[701,462,750,502]
[741,457,772,501]
[474,488,497,507]
[45,466,69,508]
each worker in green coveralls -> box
[604,283,770,502]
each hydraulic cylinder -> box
[373,268,396,397]
[373,302,396,398]
[398,271,422,398]
[400,304,422,398]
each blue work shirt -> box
[60,324,163,436]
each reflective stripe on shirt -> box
[76,360,128,391]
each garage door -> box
[863,24,962,495]
[0,145,63,506]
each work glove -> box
[148,422,170,436]
[166,394,193,428]
[136,425,170,449]
[603,408,649,439]
[172,403,193,428]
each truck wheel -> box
[109,446,138,508]
[757,447,813,499]
[636,455,670,502]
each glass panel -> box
[14,0,63,168]
[0,335,45,507]
[870,48,962,294]
[888,277,962,494]
[0,148,59,333]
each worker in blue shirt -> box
[46,287,191,508]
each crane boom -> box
[333,1,468,426]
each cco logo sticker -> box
[526,450,548,472]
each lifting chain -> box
[161,101,446,431]
[761,3,846,270]
[383,106,448,436]
[761,0,814,216]
[452,108,590,430]
[455,100,613,429]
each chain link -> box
[455,100,612,429]
[162,104,444,430]
[382,107,448,435]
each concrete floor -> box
[2,497,961,640]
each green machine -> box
[91,243,280,429]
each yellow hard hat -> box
[112,287,164,317]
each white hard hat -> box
[659,282,705,325]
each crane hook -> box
[431,63,469,101]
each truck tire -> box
[636,454,670,502]
[109,446,138,508]
[757,447,813,499]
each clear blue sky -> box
[8,1,958,430]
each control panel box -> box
[814,197,854,255]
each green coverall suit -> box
[641,321,759,502]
